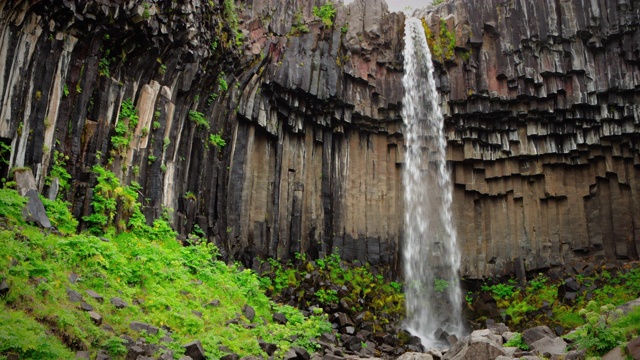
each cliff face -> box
[0,0,638,279]
[0,0,406,273]
[420,0,640,277]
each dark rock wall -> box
[419,0,640,278]
[0,0,406,272]
[1,0,639,279]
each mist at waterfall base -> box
[401,18,465,348]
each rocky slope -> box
[0,0,639,279]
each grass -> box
[0,188,331,359]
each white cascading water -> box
[401,17,464,347]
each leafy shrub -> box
[103,337,128,356]
[188,110,210,130]
[565,302,625,356]
[482,283,515,299]
[46,151,72,197]
[503,332,529,350]
[40,197,78,235]
[112,98,139,155]
[313,3,336,27]
[209,133,226,149]
[315,289,339,304]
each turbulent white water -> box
[401,17,464,347]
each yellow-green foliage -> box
[313,3,336,27]
[421,18,456,62]
[0,187,331,359]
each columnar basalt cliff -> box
[420,0,640,278]
[0,0,639,279]
[0,0,406,272]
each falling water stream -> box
[401,18,464,347]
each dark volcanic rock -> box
[110,297,128,309]
[273,312,288,324]
[22,189,52,229]
[243,305,255,322]
[0,279,8,296]
[183,340,206,360]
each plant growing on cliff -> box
[111,98,139,155]
[45,150,72,197]
[421,18,455,63]
[0,142,10,165]
[209,132,226,149]
[313,3,336,27]
[218,73,229,92]
[291,11,310,35]
[188,110,210,130]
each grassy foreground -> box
[0,188,331,359]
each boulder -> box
[396,352,434,360]
[184,340,206,360]
[110,297,128,309]
[129,321,159,335]
[626,336,640,360]
[0,278,8,296]
[243,305,255,321]
[85,289,103,303]
[220,355,239,360]
[125,346,144,360]
[530,336,567,357]
[471,329,503,345]
[14,169,37,196]
[88,311,102,325]
[95,350,111,360]
[22,189,52,229]
[66,288,82,302]
[75,350,90,359]
[273,312,288,324]
[258,339,277,356]
[443,335,506,360]
[522,326,555,346]
[80,302,93,311]
[601,346,625,360]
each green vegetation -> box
[260,253,404,331]
[313,3,336,27]
[222,0,243,47]
[218,73,229,92]
[188,110,210,130]
[0,142,10,166]
[291,11,310,35]
[0,182,332,359]
[111,98,139,155]
[209,133,226,149]
[432,0,444,5]
[503,332,529,351]
[63,84,69,97]
[82,166,148,235]
[565,302,625,355]
[99,51,112,77]
[471,268,640,356]
[421,18,456,63]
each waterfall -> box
[401,17,464,347]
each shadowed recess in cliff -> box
[401,17,464,346]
